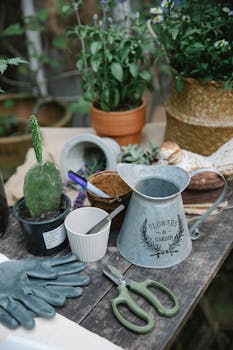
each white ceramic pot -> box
[64,207,111,262]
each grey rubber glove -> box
[0,254,90,330]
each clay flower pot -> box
[12,193,71,256]
[90,98,147,146]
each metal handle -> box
[85,205,125,235]
[189,168,228,240]
[130,280,179,317]
[111,286,154,334]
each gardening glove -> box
[0,254,90,330]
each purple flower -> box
[74,189,87,209]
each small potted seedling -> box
[13,115,71,256]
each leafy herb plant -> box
[0,8,66,96]
[149,0,233,91]
[61,0,155,112]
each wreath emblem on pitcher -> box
[140,215,184,258]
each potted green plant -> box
[62,0,155,146]
[12,115,71,256]
[0,7,73,180]
[148,0,233,155]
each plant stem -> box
[72,0,88,70]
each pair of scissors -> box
[103,265,179,334]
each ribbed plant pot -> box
[165,76,233,156]
[90,98,147,146]
[12,193,71,256]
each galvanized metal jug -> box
[117,164,227,268]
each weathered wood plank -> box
[1,202,232,350]
[0,215,131,324]
[80,209,233,350]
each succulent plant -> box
[121,143,158,165]
[23,115,63,218]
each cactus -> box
[23,115,63,218]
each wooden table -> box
[2,124,233,349]
[1,196,232,350]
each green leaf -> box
[111,62,123,82]
[52,35,66,48]
[171,28,179,40]
[7,57,28,66]
[3,23,24,36]
[159,64,172,75]
[176,75,183,95]
[0,61,7,74]
[225,80,232,91]
[121,45,131,62]
[139,71,151,82]
[105,49,113,62]
[91,57,101,72]
[76,59,83,71]
[129,63,138,78]
[36,8,49,22]
[3,99,14,108]
[59,4,72,17]
[0,57,27,74]
[192,43,204,50]
[113,88,120,108]
[90,41,102,55]
[69,98,90,115]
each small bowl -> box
[65,207,111,262]
[87,171,132,231]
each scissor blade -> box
[103,265,124,286]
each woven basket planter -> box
[165,76,233,156]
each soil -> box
[94,100,141,112]
[17,196,67,222]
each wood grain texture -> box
[1,198,232,350]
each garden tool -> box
[0,254,90,330]
[103,264,179,334]
[85,204,125,235]
[68,169,110,198]
[116,164,227,268]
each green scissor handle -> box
[130,279,179,317]
[111,286,155,334]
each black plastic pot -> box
[12,194,71,256]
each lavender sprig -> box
[63,160,106,208]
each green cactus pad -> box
[30,115,42,163]
[23,115,63,218]
[24,160,63,218]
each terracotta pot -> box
[0,94,72,180]
[165,76,233,155]
[90,98,147,146]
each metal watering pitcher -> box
[116,164,227,268]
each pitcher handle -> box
[189,168,228,240]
